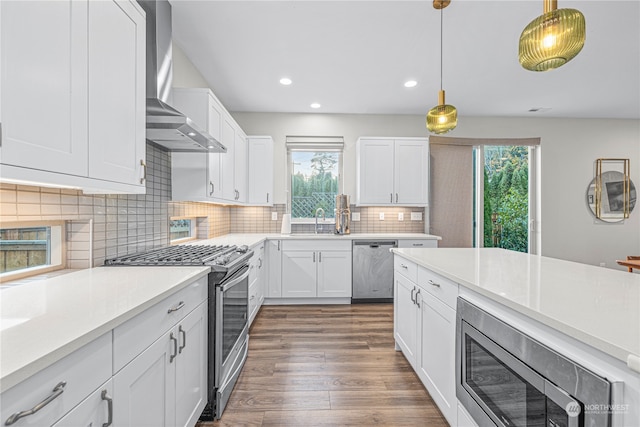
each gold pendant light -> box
[519,0,586,72]
[426,0,457,135]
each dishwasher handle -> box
[353,241,398,248]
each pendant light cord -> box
[440,3,443,91]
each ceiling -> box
[171,1,640,119]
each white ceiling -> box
[171,0,640,119]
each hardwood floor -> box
[197,304,448,426]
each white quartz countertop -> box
[391,247,640,371]
[191,233,441,248]
[0,266,210,393]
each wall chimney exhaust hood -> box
[139,0,226,153]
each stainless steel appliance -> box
[352,240,397,303]
[138,0,226,153]
[335,194,351,235]
[105,244,252,420]
[456,298,613,427]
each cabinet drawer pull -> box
[400,263,408,269]
[167,301,185,313]
[140,159,147,184]
[313,252,316,262]
[396,193,398,203]
[390,193,393,203]
[415,289,421,308]
[209,181,214,196]
[178,325,186,354]
[170,332,178,363]
[5,381,67,425]
[412,243,424,247]
[410,287,416,304]
[428,279,441,288]
[319,252,322,262]
[266,192,269,203]
[101,389,113,427]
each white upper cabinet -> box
[87,0,146,188]
[247,136,274,206]
[356,137,429,206]
[0,0,146,194]
[171,88,263,206]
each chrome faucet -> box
[315,208,325,234]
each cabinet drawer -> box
[394,256,417,282]
[282,240,351,251]
[418,267,458,309]
[113,276,208,373]
[1,333,112,427]
[397,239,438,249]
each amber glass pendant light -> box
[426,0,457,134]
[519,0,586,72]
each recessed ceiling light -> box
[279,77,292,85]
[404,80,418,88]
[310,103,321,109]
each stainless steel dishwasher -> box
[352,240,397,303]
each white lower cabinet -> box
[113,300,207,427]
[266,239,283,298]
[281,240,351,299]
[52,380,113,427]
[393,255,458,426]
[0,333,112,427]
[248,242,266,326]
[393,270,419,366]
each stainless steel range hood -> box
[139,0,226,153]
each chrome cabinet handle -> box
[396,193,398,203]
[168,301,185,313]
[410,287,415,304]
[428,279,441,288]
[101,389,113,427]
[209,181,214,196]
[140,159,147,184]
[400,263,408,269]
[415,289,421,308]
[412,243,424,247]
[170,332,178,363]
[313,252,316,262]
[319,252,322,262]
[390,193,393,203]
[5,381,67,425]
[277,240,281,251]
[266,193,269,203]
[178,325,186,354]
[258,258,263,268]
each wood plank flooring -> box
[197,304,448,427]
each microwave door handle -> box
[544,379,581,427]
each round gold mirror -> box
[586,171,636,222]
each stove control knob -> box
[237,245,249,253]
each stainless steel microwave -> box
[456,298,613,427]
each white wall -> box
[172,40,640,270]
[233,112,640,270]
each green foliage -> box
[484,146,529,252]
[291,152,339,218]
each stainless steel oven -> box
[213,264,249,418]
[456,298,612,427]
[105,244,252,420]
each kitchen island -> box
[392,247,640,427]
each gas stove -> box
[104,244,252,275]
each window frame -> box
[287,146,344,224]
[169,216,198,244]
[0,221,66,281]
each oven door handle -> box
[219,266,250,292]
